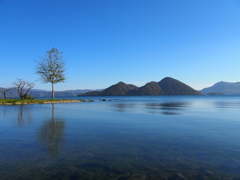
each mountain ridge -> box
[79,77,201,96]
[0,88,101,98]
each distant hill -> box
[0,88,100,98]
[200,81,240,95]
[205,92,224,95]
[79,77,201,96]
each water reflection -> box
[111,102,189,115]
[161,111,181,115]
[37,104,65,158]
[2,105,7,117]
[146,102,189,115]
[17,105,33,125]
[1,96,240,179]
[214,101,240,109]
[146,102,189,110]
[113,103,137,112]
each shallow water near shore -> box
[1,95,240,179]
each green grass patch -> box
[0,99,86,105]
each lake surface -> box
[1,95,240,179]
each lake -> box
[1,95,240,179]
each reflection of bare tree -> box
[37,103,65,158]
[3,105,7,117]
[17,105,32,125]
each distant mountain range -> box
[3,79,239,98]
[0,88,102,98]
[79,77,202,96]
[200,81,240,95]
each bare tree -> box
[13,79,35,100]
[1,88,12,99]
[35,47,66,99]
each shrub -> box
[24,95,35,100]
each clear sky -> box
[1,0,240,91]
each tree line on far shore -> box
[1,47,66,100]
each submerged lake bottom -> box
[1,95,240,180]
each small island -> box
[0,99,86,105]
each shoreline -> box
[0,99,86,105]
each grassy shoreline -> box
[0,99,86,105]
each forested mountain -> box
[81,82,138,96]
[79,77,201,96]
[200,81,240,95]
[127,81,165,95]
[158,77,201,95]
[101,82,138,96]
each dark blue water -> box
[1,96,240,179]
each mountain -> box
[0,88,19,98]
[158,77,202,95]
[81,82,138,96]
[101,82,134,96]
[127,81,165,95]
[127,84,138,90]
[79,90,102,96]
[79,77,201,96]
[200,81,240,95]
[205,92,224,95]
[0,88,100,98]
[30,89,92,97]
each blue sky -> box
[1,0,240,91]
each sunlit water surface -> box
[1,96,240,179]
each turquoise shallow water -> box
[1,95,240,179]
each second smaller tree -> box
[13,79,35,100]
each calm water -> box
[1,95,240,180]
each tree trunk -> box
[20,95,24,100]
[3,92,7,99]
[52,83,54,99]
